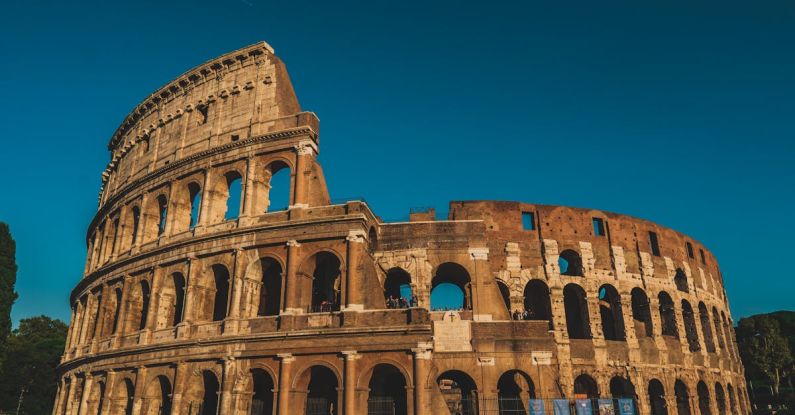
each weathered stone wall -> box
[54,43,750,415]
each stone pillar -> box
[219,357,237,415]
[344,231,365,311]
[277,353,295,415]
[101,371,118,415]
[290,140,316,209]
[53,377,68,415]
[241,158,257,217]
[412,345,432,415]
[283,240,302,314]
[178,256,197,338]
[170,362,190,414]
[63,375,80,415]
[143,268,161,341]
[228,249,245,324]
[77,374,94,415]
[341,351,359,415]
[131,366,147,415]
[197,169,213,227]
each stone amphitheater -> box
[54,42,749,415]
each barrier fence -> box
[445,397,638,415]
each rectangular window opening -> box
[592,218,605,236]
[231,134,240,141]
[649,231,660,256]
[521,212,535,230]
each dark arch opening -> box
[251,369,274,415]
[151,376,172,415]
[699,302,716,353]
[574,374,599,399]
[631,288,653,338]
[497,370,535,414]
[201,370,220,415]
[258,258,283,316]
[496,280,511,313]
[682,300,701,352]
[212,265,230,322]
[95,381,106,415]
[437,370,478,415]
[559,249,583,276]
[111,288,122,334]
[727,384,737,415]
[130,206,140,246]
[430,263,472,311]
[564,284,591,339]
[305,366,338,415]
[715,383,726,415]
[139,280,150,331]
[384,268,412,309]
[599,284,626,341]
[697,381,712,415]
[674,380,691,415]
[523,280,552,324]
[310,252,342,313]
[367,364,407,415]
[157,195,168,236]
[675,269,689,293]
[172,273,186,326]
[188,182,202,229]
[610,376,636,414]
[712,306,725,350]
[658,292,678,338]
[224,171,243,221]
[648,379,668,415]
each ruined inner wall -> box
[54,43,750,415]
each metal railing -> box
[473,397,638,415]
[305,397,336,415]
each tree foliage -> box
[0,222,19,364]
[0,316,67,415]
[736,312,794,397]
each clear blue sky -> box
[1,0,793,325]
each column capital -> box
[346,230,366,243]
[277,353,295,363]
[294,139,318,156]
[286,240,301,248]
[341,350,361,360]
[468,247,489,261]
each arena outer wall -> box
[54,42,750,415]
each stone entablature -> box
[55,43,751,415]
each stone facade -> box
[54,42,749,415]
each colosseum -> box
[54,42,749,415]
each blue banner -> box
[575,399,593,415]
[529,399,545,415]
[554,399,571,415]
[597,399,615,414]
[617,399,635,415]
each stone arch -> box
[246,256,284,317]
[143,192,169,241]
[100,286,122,337]
[559,249,583,276]
[599,284,626,341]
[156,272,186,329]
[223,170,243,221]
[294,364,341,415]
[185,369,220,415]
[631,287,654,338]
[726,383,737,415]
[496,279,511,313]
[111,377,134,415]
[658,291,678,338]
[674,380,691,415]
[573,373,599,398]
[138,279,151,331]
[261,159,292,213]
[383,267,413,308]
[715,382,726,415]
[172,180,203,233]
[648,379,667,415]
[610,376,636,399]
[697,381,712,415]
[523,279,552,323]
[497,370,535,414]
[211,264,231,322]
[248,368,275,415]
[675,268,689,293]
[298,251,342,313]
[564,283,591,339]
[87,379,106,415]
[128,205,141,248]
[366,363,408,415]
[430,262,472,311]
[144,375,172,415]
[437,370,478,415]
[698,302,716,353]
[682,300,701,352]
[712,306,725,350]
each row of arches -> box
[86,161,292,273]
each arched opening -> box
[674,380,691,415]
[712,306,725,350]
[715,383,726,415]
[257,258,283,317]
[437,370,478,415]
[631,288,653,338]
[682,300,701,352]
[113,378,134,415]
[157,195,168,236]
[610,376,636,414]
[130,206,141,246]
[559,249,583,276]
[265,162,291,212]
[599,284,626,341]
[430,263,471,311]
[658,292,678,338]
[309,252,342,313]
[224,171,243,221]
[212,265,230,321]
[144,376,172,415]
[157,273,186,329]
[111,287,122,334]
[367,364,408,415]
[574,374,599,399]
[188,182,202,229]
[564,284,591,339]
[496,280,511,313]
[173,274,186,326]
[250,369,274,415]
[89,380,106,415]
[648,379,668,415]
[368,227,378,254]
[523,280,552,323]
[674,269,689,293]
[139,280,151,331]
[497,370,535,414]
[698,302,716,353]
[201,371,220,415]
[304,366,339,415]
[727,384,737,415]
[383,268,413,309]
[697,381,712,415]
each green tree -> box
[0,316,67,415]
[0,222,19,365]
[737,314,793,396]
